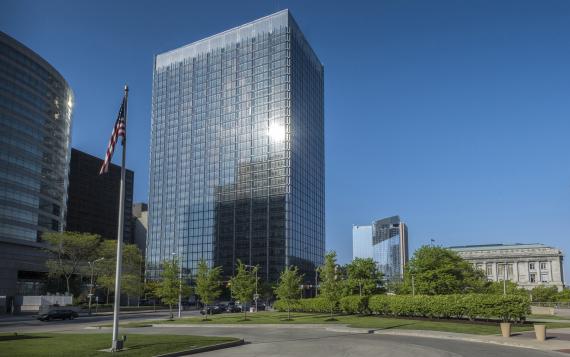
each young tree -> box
[44,232,101,294]
[274,266,303,320]
[230,260,258,320]
[195,259,223,320]
[319,251,342,319]
[531,285,559,302]
[155,259,191,319]
[96,241,144,304]
[345,258,382,297]
[401,246,487,295]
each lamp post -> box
[87,258,104,316]
[172,252,183,318]
[315,267,319,297]
[245,265,258,312]
[503,262,508,296]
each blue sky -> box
[2,0,569,278]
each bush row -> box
[274,294,530,322]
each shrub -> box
[369,294,529,322]
[339,295,369,314]
[275,294,530,322]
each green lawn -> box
[529,314,570,321]
[121,312,570,335]
[0,333,238,357]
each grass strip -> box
[0,333,237,357]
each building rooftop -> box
[449,243,555,251]
[155,9,321,70]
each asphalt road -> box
[128,325,564,357]
[0,310,199,333]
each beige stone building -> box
[449,244,564,291]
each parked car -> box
[37,309,79,321]
[199,305,224,315]
[226,302,241,313]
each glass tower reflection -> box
[147,10,324,282]
[353,216,409,281]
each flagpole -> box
[111,85,128,351]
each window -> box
[476,263,483,271]
[540,273,549,283]
[486,263,493,276]
[540,262,547,270]
[529,273,536,283]
[529,262,536,271]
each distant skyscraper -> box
[353,216,409,280]
[0,31,73,297]
[66,148,134,242]
[132,203,148,257]
[147,10,325,282]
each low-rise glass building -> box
[353,216,409,281]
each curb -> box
[152,339,245,357]
[373,330,570,353]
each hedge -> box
[368,294,530,322]
[273,298,336,313]
[274,294,530,322]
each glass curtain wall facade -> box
[353,216,409,281]
[147,10,324,282]
[372,216,408,280]
[0,31,73,242]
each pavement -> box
[4,312,570,356]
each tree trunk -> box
[359,284,362,297]
[169,304,173,319]
[288,307,291,320]
[65,275,71,295]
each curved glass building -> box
[0,31,73,243]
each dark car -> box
[226,302,241,313]
[199,305,224,315]
[37,309,79,321]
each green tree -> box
[555,288,570,302]
[195,259,223,320]
[44,232,101,294]
[274,266,303,320]
[401,246,487,295]
[319,251,342,319]
[230,260,258,320]
[155,259,191,319]
[485,281,528,296]
[96,241,144,304]
[531,285,559,302]
[345,258,383,297]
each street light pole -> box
[88,258,104,316]
[172,252,182,318]
[503,262,507,296]
[315,268,319,298]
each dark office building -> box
[0,31,73,300]
[147,10,325,282]
[66,148,134,242]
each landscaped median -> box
[0,333,241,357]
[116,311,570,335]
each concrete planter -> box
[500,322,511,337]
[534,324,546,342]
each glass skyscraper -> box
[353,216,409,281]
[147,10,324,282]
[0,31,73,242]
[0,31,73,297]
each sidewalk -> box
[374,328,570,354]
[151,322,570,353]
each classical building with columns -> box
[449,243,564,291]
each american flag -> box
[99,97,126,174]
